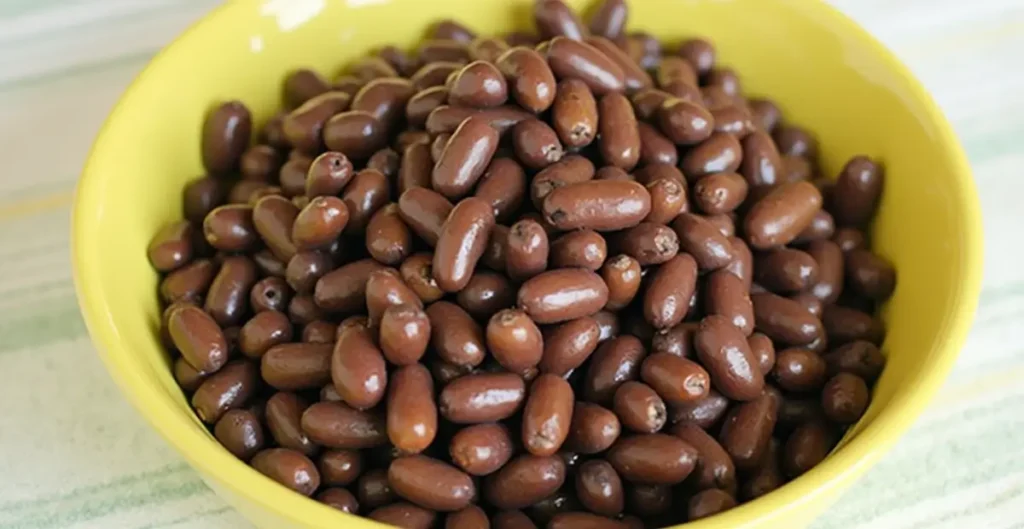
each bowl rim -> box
[72,1,983,527]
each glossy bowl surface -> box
[73,1,982,527]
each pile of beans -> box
[149,0,896,527]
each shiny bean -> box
[168,304,228,373]
[401,253,445,304]
[398,187,454,248]
[522,374,574,456]
[314,258,384,313]
[739,130,783,187]
[487,309,544,374]
[744,181,823,249]
[754,248,819,293]
[658,98,713,145]
[637,121,678,167]
[369,503,437,529]
[387,365,438,455]
[473,157,527,223]
[305,151,354,198]
[239,310,293,358]
[543,180,651,232]
[688,489,737,521]
[292,196,349,251]
[598,92,641,170]
[534,0,586,40]
[440,372,526,423]
[546,36,625,95]
[821,373,870,424]
[260,342,332,390]
[640,352,711,405]
[484,454,566,509]
[643,253,698,329]
[322,110,388,159]
[301,401,387,449]
[192,361,258,423]
[433,117,500,200]
[204,256,257,326]
[251,448,320,497]
[831,156,883,227]
[581,335,645,404]
[692,172,748,215]
[456,272,515,320]
[332,324,387,409]
[613,381,666,433]
[265,392,317,456]
[450,423,515,476]
[751,291,824,346]
[518,268,609,324]
[203,205,257,252]
[846,249,896,301]
[364,204,412,266]
[450,61,509,108]
[202,101,252,175]
[606,433,697,484]
[214,409,264,460]
[531,155,597,208]
[680,132,743,181]
[718,391,778,470]
[319,449,362,487]
[550,230,607,270]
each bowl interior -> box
[73,0,981,528]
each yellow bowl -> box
[72,0,982,527]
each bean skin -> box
[387,364,437,454]
[783,420,836,478]
[332,323,387,410]
[433,117,501,200]
[694,314,764,401]
[688,489,737,521]
[439,372,526,423]
[214,409,264,460]
[606,433,697,484]
[202,101,251,175]
[292,196,349,251]
[168,304,228,374]
[550,229,607,271]
[566,401,621,454]
[192,361,258,423]
[643,253,698,329]
[433,197,496,292]
[450,423,515,476]
[389,455,475,511]
[744,181,823,249]
[487,309,544,374]
[251,448,320,497]
[379,304,431,366]
[517,268,609,324]
[506,219,550,281]
[522,374,575,456]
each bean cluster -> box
[150,0,896,527]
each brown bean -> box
[822,340,885,382]
[473,157,527,223]
[718,391,778,470]
[340,168,391,234]
[543,180,651,232]
[534,0,587,40]
[204,256,257,327]
[431,197,496,292]
[770,345,827,390]
[317,488,359,513]
[469,36,510,63]
[566,401,621,454]
[412,62,464,92]
[483,224,511,272]
[688,489,737,521]
[739,130,783,187]
[301,401,387,449]
[352,77,415,129]
[440,372,526,423]
[710,104,755,138]
[505,219,550,281]
[214,409,264,460]
[606,433,697,484]
[239,310,293,358]
[251,448,320,497]
[723,236,754,291]
[419,39,471,64]
[486,309,544,374]
[250,277,291,314]
[484,454,566,509]
[610,222,679,267]
[597,93,641,170]
[284,69,330,108]
[282,92,351,154]
[658,99,713,145]
[680,132,743,181]
[332,323,387,409]
[203,204,257,252]
[755,248,819,293]
[314,258,384,313]
[450,61,509,108]
[251,195,298,262]
[323,110,388,160]
[456,272,515,320]
[648,322,694,360]
[738,438,782,500]
[783,420,836,478]
[630,88,671,121]
[549,513,628,529]
[846,249,896,301]
[550,230,607,271]
[450,423,515,476]
[582,335,646,404]
[496,47,557,113]
[363,204,412,266]
[400,253,445,305]
[387,364,438,455]
[432,118,500,200]
[693,314,763,401]
[575,459,624,516]
[358,468,398,508]
[640,352,711,405]
[536,316,599,376]
[612,381,667,433]
[822,304,884,346]
[692,172,748,215]
[671,213,734,270]
[183,176,229,224]
[301,320,335,344]
[656,56,698,88]
[148,221,193,272]
[428,301,487,368]
[397,187,453,248]
[821,373,870,424]
[597,255,641,311]
[265,392,317,456]
[374,305,431,366]
[546,36,626,95]
[744,181,823,249]
[831,156,884,227]
[405,87,448,130]
[782,154,815,184]
[202,101,252,175]
[531,155,597,209]
[636,122,678,167]
[588,0,627,40]
[587,36,652,93]
[284,252,331,299]
[749,332,776,373]
[192,361,258,423]
[752,291,824,346]
[319,449,362,487]
[260,342,332,390]
[668,389,729,430]
[518,268,609,324]
[168,304,228,373]
[626,32,662,70]
[643,253,698,329]
[368,503,437,529]
[704,269,754,336]
[446,505,490,529]
[290,196,348,252]
[669,423,735,492]
[305,151,354,198]
[522,374,575,456]
[288,294,325,325]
